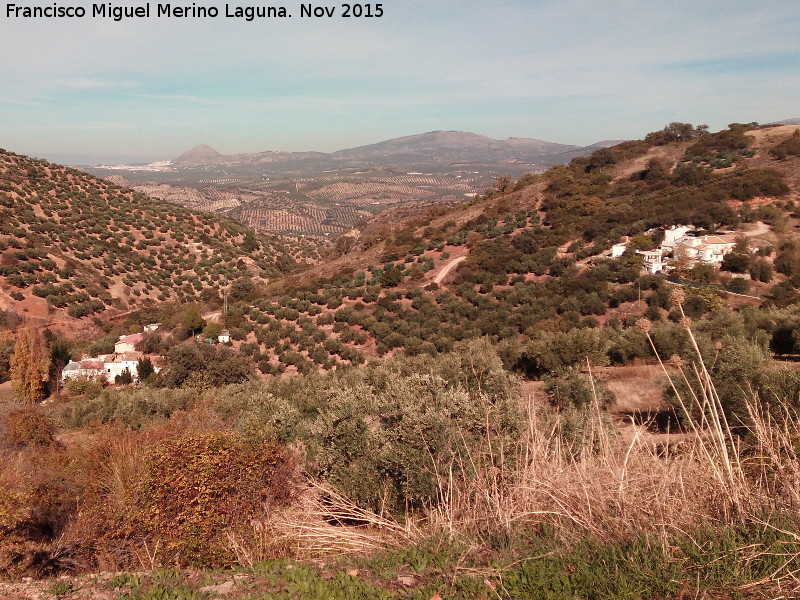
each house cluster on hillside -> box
[62,331,163,384]
[610,225,744,274]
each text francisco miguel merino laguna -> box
[7,3,311,21]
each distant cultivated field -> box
[303,175,478,204]
[110,173,483,237]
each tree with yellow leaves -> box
[10,327,49,404]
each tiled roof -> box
[702,235,737,245]
[118,333,144,345]
[80,360,104,369]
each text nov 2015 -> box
[299,4,383,17]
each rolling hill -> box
[0,149,320,324]
[328,130,584,165]
[186,122,798,375]
[3,121,800,366]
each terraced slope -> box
[0,149,318,319]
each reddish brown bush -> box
[134,433,296,566]
[3,407,55,447]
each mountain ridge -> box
[160,130,612,172]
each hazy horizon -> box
[2,0,798,164]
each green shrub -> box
[158,342,254,389]
[65,376,106,399]
[54,386,195,430]
[543,368,616,410]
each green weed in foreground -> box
[46,581,76,597]
[29,524,800,600]
[106,573,141,589]
[492,526,798,599]
[116,582,210,600]
[243,524,799,599]
[104,569,210,600]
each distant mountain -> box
[331,131,580,164]
[173,143,222,164]
[771,118,800,125]
[156,130,610,178]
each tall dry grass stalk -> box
[426,389,731,545]
[423,293,799,547]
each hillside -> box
[5,123,800,363]
[73,123,800,381]
[167,122,799,377]
[273,123,799,282]
[0,149,319,324]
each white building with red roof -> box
[115,333,145,354]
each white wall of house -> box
[104,360,139,381]
[62,361,105,382]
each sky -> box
[1,0,798,164]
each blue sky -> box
[1,0,798,164]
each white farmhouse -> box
[103,352,141,381]
[636,249,665,273]
[674,234,737,264]
[61,359,106,382]
[63,352,163,384]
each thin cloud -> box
[0,96,53,108]
[50,78,140,90]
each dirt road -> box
[742,221,769,237]
[433,256,467,285]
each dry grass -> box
[284,295,800,594]
[424,397,738,545]
[598,364,670,413]
[272,481,418,558]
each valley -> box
[82,130,622,238]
